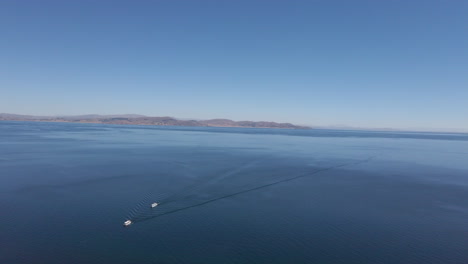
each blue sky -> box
[1,0,467,131]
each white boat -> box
[123,220,132,226]
[151,202,159,208]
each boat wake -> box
[125,156,376,225]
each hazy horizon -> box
[2,111,467,133]
[1,1,467,131]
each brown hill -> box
[0,113,310,129]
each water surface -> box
[1,121,468,263]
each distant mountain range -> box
[0,113,310,129]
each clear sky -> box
[1,0,467,131]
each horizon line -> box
[1,112,467,134]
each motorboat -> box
[151,202,159,208]
[123,220,132,226]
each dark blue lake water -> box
[1,121,468,264]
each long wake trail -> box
[133,156,376,223]
[160,158,268,205]
[124,158,269,221]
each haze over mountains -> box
[0,113,309,129]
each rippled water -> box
[1,121,468,264]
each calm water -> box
[1,121,468,264]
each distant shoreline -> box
[0,113,310,130]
